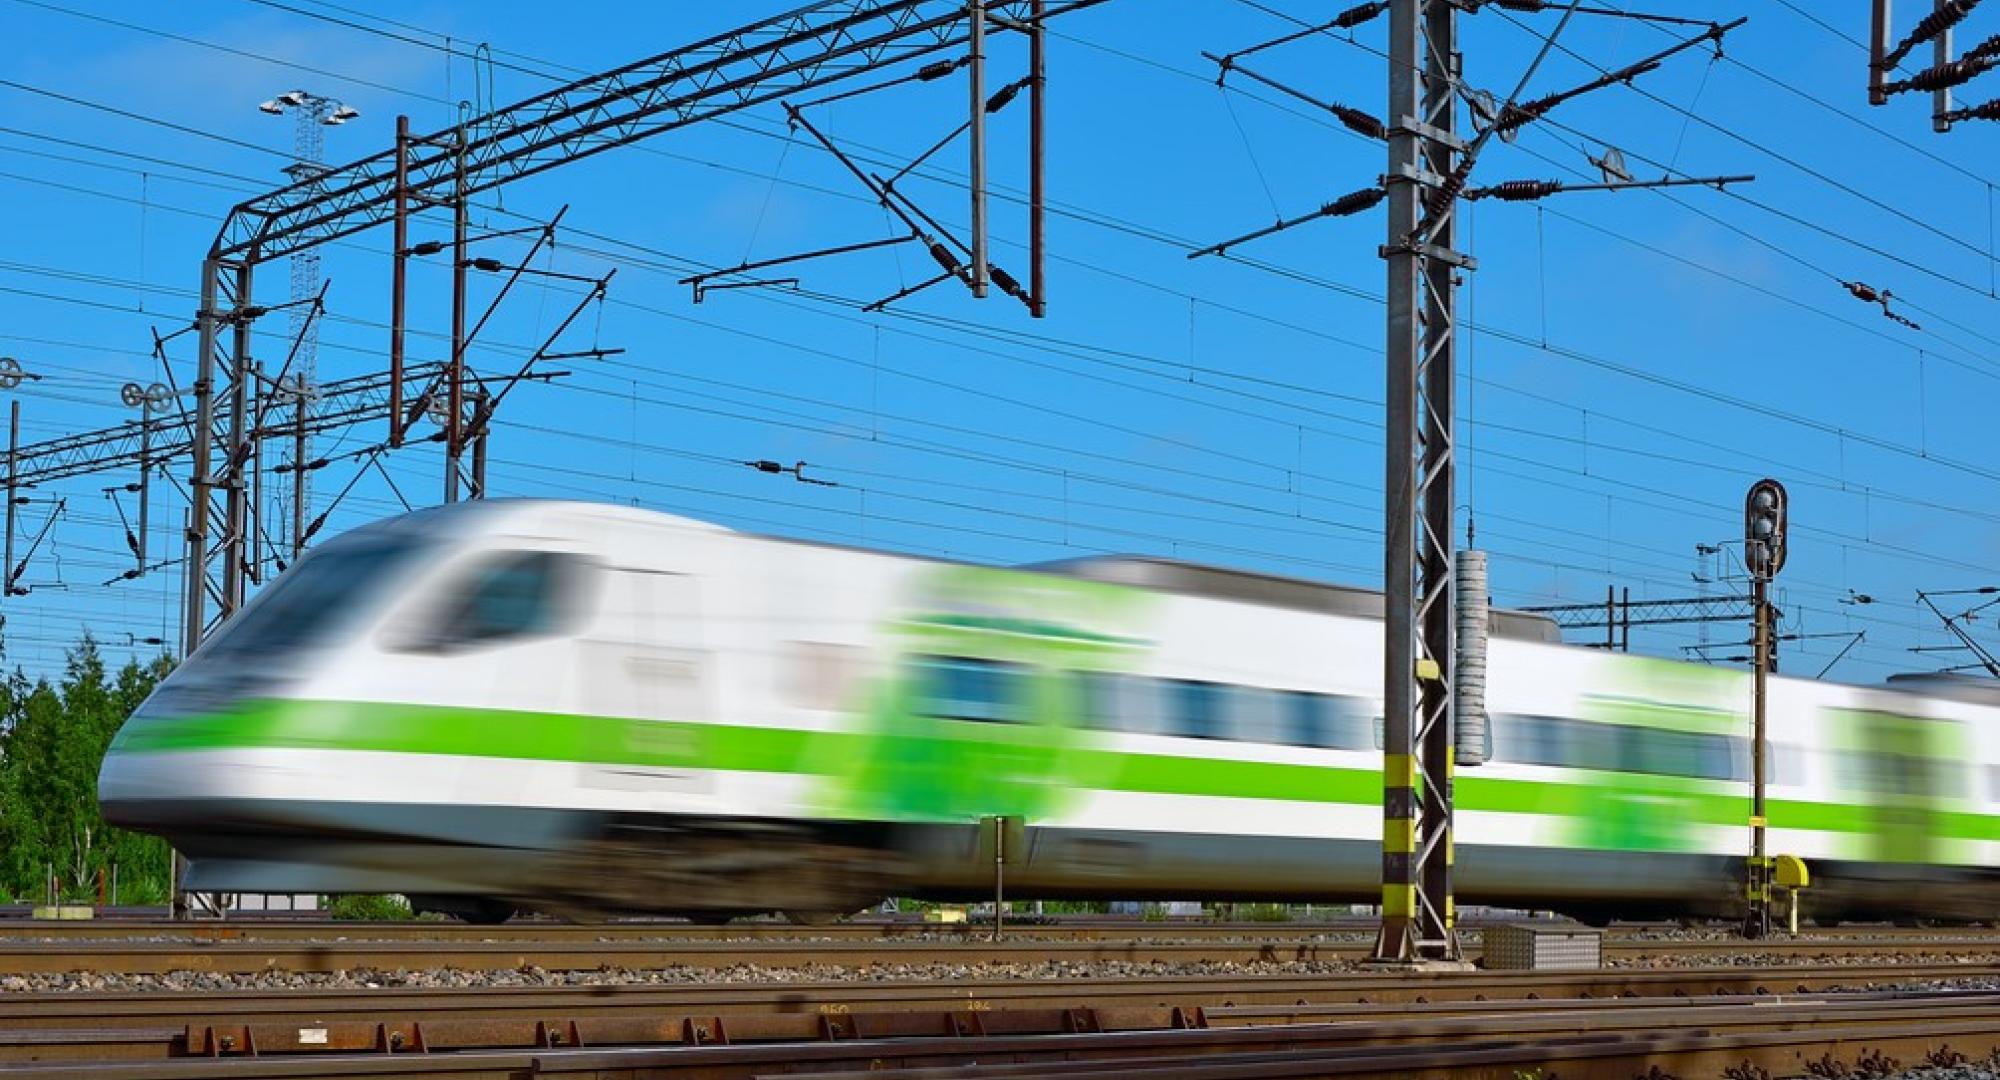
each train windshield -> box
[195,536,426,663]
[425,550,578,649]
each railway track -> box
[4,973,2000,1077]
[0,916,1961,942]
[4,957,1992,1031]
[0,933,1995,976]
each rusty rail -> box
[0,933,1996,977]
[6,987,2000,1079]
[1,962,1998,1065]
[0,916,1972,942]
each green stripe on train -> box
[112,697,2000,848]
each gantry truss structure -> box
[165,0,1101,657]
[1524,591,1760,653]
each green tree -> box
[0,635,174,903]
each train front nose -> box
[97,666,308,838]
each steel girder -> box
[182,0,1106,654]
[214,0,1098,263]
[7,363,447,489]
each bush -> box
[0,638,175,904]
[326,893,412,921]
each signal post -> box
[1743,478,1788,939]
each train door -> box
[1830,708,1964,867]
[576,567,709,797]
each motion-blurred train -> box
[99,500,2000,924]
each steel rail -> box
[4,961,1995,1031]
[8,988,2000,1064]
[0,934,1994,976]
[0,915,1985,943]
[8,987,2000,1078]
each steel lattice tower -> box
[262,90,357,551]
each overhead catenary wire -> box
[7,0,1992,684]
[11,9,1984,494]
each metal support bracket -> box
[1388,116,1468,150]
[1380,242,1478,269]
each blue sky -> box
[1,0,1997,683]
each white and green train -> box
[98,500,2000,924]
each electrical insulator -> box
[1967,34,2000,64]
[927,241,964,277]
[1885,0,1982,67]
[985,79,1024,113]
[1325,187,1387,216]
[1911,0,1981,40]
[1886,55,1997,94]
[1492,0,1550,10]
[928,243,968,278]
[1942,98,2000,122]
[1423,168,1469,216]
[1334,1,1389,28]
[1844,280,1883,304]
[1493,98,1549,134]
[917,58,959,81]
[746,459,784,474]
[1333,103,1387,140]
[1473,179,1562,201]
[989,265,1030,303]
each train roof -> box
[1882,671,2000,705]
[364,502,1559,642]
[1027,555,1563,643]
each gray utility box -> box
[1482,923,1602,970]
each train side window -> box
[1167,679,1226,739]
[1576,720,1627,773]
[1281,692,1324,747]
[1284,693,1375,750]
[1229,686,1285,744]
[1495,715,1743,781]
[430,550,577,650]
[914,656,1026,724]
[1704,735,1744,782]
[1495,714,1560,767]
[1635,728,1695,777]
[1079,671,1165,734]
[1649,729,1735,781]
[1078,671,1117,730]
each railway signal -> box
[1743,478,1787,939]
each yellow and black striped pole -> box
[1370,0,1463,967]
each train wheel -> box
[455,899,520,925]
[410,895,519,924]
[669,910,758,925]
